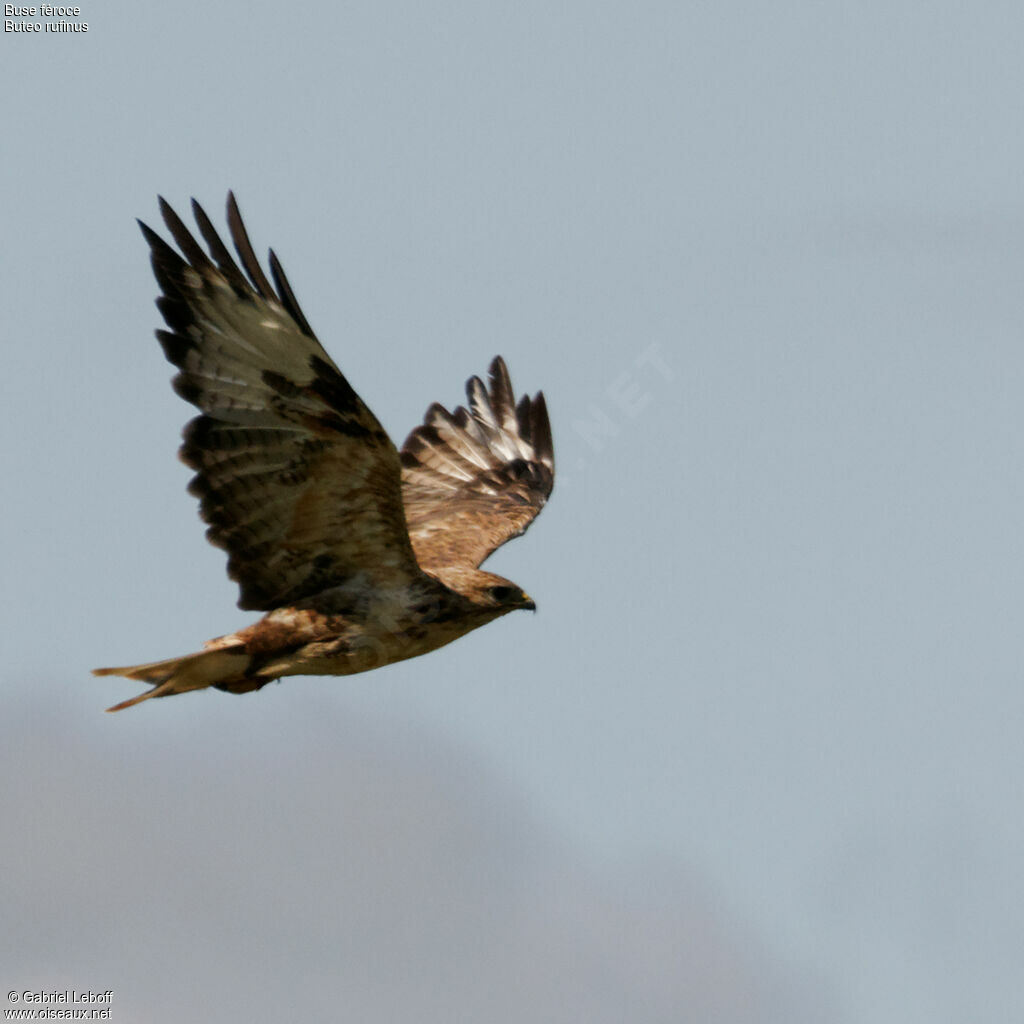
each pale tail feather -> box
[93,646,249,712]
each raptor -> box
[95,194,554,712]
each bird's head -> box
[432,568,536,616]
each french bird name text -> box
[5,4,81,13]
[5,3,88,31]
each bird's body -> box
[95,194,553,712]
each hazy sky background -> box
[4,2,1024,1020]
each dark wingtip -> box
[225,190,276,299]
[487,355,514,413]
[156,196,212,268]
[268,248,316,338]
[137,218,159,244]
[531,391,554,467]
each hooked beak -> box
[522,594,536,612]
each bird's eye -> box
[489,585,516,602]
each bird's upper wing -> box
[399,357,554,572]
[141,193,423,611]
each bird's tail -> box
[93,645,251,712]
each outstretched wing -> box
[141,193,423,611]
[400,357,554,571]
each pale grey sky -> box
[4,2,1024,1020]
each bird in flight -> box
[95,194,554,712]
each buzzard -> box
[94,194,554,712]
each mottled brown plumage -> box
[94,194,554,712]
